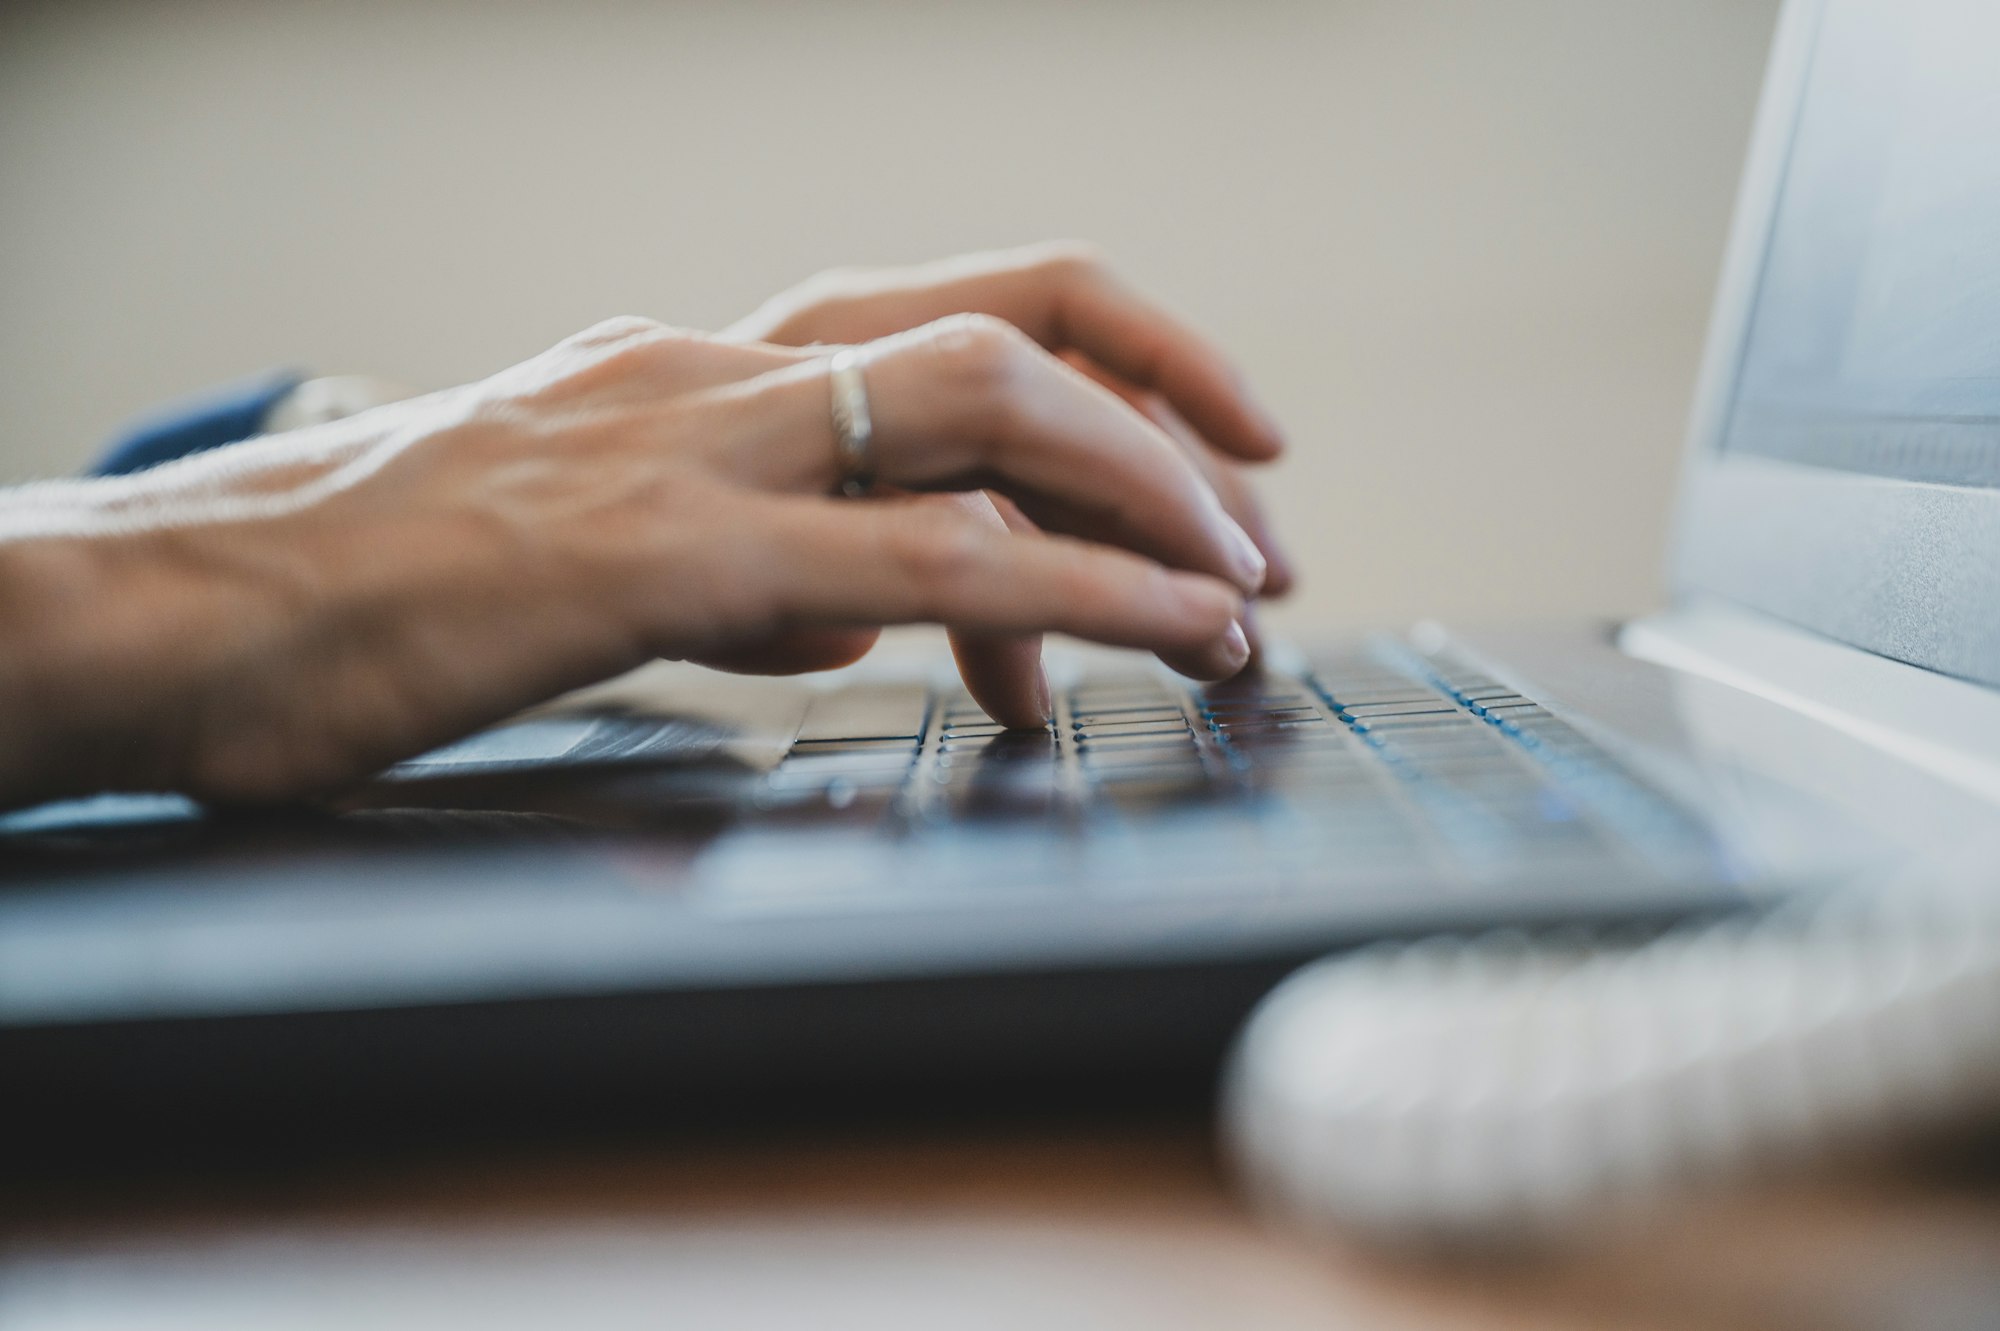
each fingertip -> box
[987,698,1052,731]
[947,629,1049,730]
[1221,620,1251,671]
[1219,517,1269,594]
[1230,426,1285,464]
[1247,402,1287,459]
[960,672,1047,730]
[1206,375,1284,461]
[1238,601,1265,659]
[1258,547,1298,599]
[1177,389,1284,465]
[976,678,1051,731]
[1160,619,1253,682]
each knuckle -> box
[927,312,1029,390]
[529,319,694,401]
[602,335,684,380]
[799,264,868,300]
[1030,238,1109,282]
[922,314,1036,439]
[567,314,668,350]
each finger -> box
[1147,400,1296,598]
[708,315,1268,597]
[968,481,1232,679]
[688,626,880,676]
[1235,599,1268,673]
[1060,351,1297,599]
[862,243,1287,462]
[738,493,1250,680]
[940,492,1048,729]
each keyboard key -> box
[1068,681,1173,702]
[1319,689,1442,708]
[1351,717,1469,736]
[1336,701,1459,719]
[1073,728,1196,750]
[942,730,1060,762]
[1080,747,1206,773]
[1073,713,1191,732]
[1203,703,1322,722]
[940,721,1008,739]
[1070,700,1186,718]
[1212,718,1335,741]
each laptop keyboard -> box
[745,642,1723,887]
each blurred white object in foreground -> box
[1223,847,2000,1248]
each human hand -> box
[0,311,1265,807]
[729,242,1293,712]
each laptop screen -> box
[1722,0,2000,488]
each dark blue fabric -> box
[91,369,307,476]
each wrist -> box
[0,535,133,806]
[0,527,266,809]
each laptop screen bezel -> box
[1668,0,2000,690]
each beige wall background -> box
[0,0,1778,635]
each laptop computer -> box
[8,0,2000,1151]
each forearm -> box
[0,528,194,807]
[0,452,352,810]
[0,419,637,811]
[0,472,433,809]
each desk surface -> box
[5,1121,1998,1331]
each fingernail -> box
[1222,519,1267,592]
[1035,662,1053,722]
[1238,601,1263,658]
[1221,620,1251,671]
